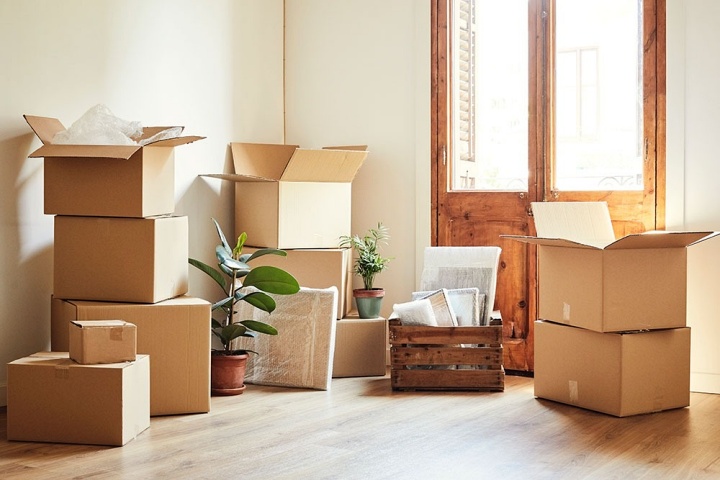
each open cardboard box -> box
[24,114,204,217]
[204,142,368,248]
[504,202,717,332]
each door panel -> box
[432,0,665,372]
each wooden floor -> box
[1,374,720,479]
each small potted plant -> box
[189,218,299,396]
[339,222,391,318]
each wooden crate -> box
[388,318,504,391]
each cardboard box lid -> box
[24,115,205,160]
[204,142,368,183]
[503,201,717,250]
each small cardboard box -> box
[534,320,690,417]
[52,295,210,416]
[7,352,150,446]
[24,114,204,218]
[54,215,188,304]
[244,246,352,319]
[333,316,387,377]
[205,142,368,248]
[504,202,716,332]
[69,320,137,365]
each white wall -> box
[667,0,720,394]
[284,0,431,317]
[0,0,285,405]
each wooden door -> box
[432,0,665,372]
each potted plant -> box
[339,222,391,319]
[189,218,300,396]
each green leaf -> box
[218,323,248,346]
[233,232,247,258]
[241,248,288,263]
[212,218,231,252]
[243,266,300,295]
[216,246,250,273]
[240,320,278,335]
[188,258,227,292]
[237,290,277,313]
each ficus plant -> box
[189,218,300,355]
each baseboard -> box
[690,372,720,394]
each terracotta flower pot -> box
[211,352,249,396]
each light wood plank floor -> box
[1,374,720,479]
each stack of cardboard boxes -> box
[206,143,386,377]
[506,202,717,417]
[7,115,209,446]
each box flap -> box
[25,115,204,159]
[500,234,599,249]
[532,202,616,248]
[282,148,367,182]
[28,144,143,159]
[605,231,717,249]
[217,142,367,183]
[229,143,299,181]
[24,115,66,145]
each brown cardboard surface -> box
[24,115,203,218]
[69,320,137,365]
[534,321,690,417]
[503,202,716,332]
[204,142,367,249]
[7,353,150,446]
[244,247,352,319]
[333,317,388,378]
[53,215,188,304]
[51,296,210,416]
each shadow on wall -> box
[177,145,235,306]
[0,132,54,371]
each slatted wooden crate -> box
[389,318,504,391]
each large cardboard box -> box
[205,142,367,248]
[69,320,137,365]
[24,114,204,217]
[7,352,150,446]
[54,215,188,304]
[504,202,716,332]
[245,246,352,319]
[52,296,211,416]
[534,320,691,417]
[332,317,387,377]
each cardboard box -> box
[504,202,716,332]
[52,295,211,416]
[7,352,150,446]
[534,320,691,417]
[204,143,368,248]
[332,317,387,377]
[69,320,137,364]
[24,114,204,218]
[244,246,352,319]
[54,215,188,304]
